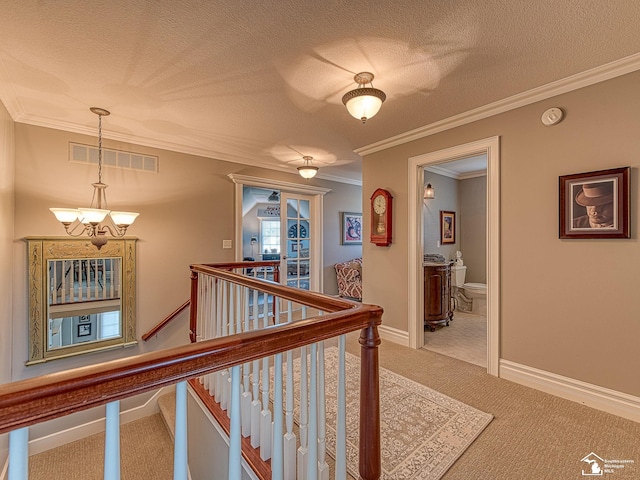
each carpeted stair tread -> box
[158,391,176,440]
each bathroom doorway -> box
[407,137,500,376]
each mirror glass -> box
[27,237,137,364]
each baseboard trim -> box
[378,324,409,347]
[27,387,166,456]
[500,360,640,423]
[0,456,7,480]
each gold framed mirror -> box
[26,237,137,364]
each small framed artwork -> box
[77,323,92,337]
[79,315,91,323]
[341,212,363,245]
[559,167,630,239]
[440,211,456,244]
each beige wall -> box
[11,124,360,384]
[423,172,459,260]
[363,71,640,397]
[459,175,487,283]
[0,92,14,461]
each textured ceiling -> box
[1,1,640,183]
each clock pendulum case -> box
[370,188,393,246]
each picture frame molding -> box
[340,211,363,245]
[559,167,630,239]
[440,210,456,244]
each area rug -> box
[313,346,493,480]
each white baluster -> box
[272,352,284,479]
[174,381,188,480]
[241,286,252,437]
[284,301,296,480]
[228,366,242,480]
[306,343,318,480]
[260,354,272,460]
[8,427,28,480]
[297,315,309,479]
[104,400,121,480]
[335,335,347,480]
[317,343,329,480]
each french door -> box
[281,192,314,291]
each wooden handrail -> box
[0,301,381,435]
[141,300,190,341]
[143,260,280,342]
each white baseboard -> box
[378,324,409,347]
[500,360,640,423]
[27,387,167,456]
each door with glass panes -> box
[281,193,313,291]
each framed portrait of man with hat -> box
[559,167,630,239]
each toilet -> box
[451,264,487,316]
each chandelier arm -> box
[63,221,91,237]
[98,219,129,238]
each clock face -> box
[373,195,386,214]
[288,224,307,238]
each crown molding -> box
[356,52,640,156]
[227,174,331,195]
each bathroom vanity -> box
[423,262,453,332]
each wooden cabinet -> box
[424,262,453,332]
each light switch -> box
[223,240,232,249]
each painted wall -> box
[422,172,459,260]
[0,93,14,465]
[363,71,640,397]
[459,175,487,283]
[10,123,360,382]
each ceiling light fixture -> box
[424,183,435,199]
[297,156,319,179]
[50,107,139,249]
[342,72,386,124]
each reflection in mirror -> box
[27,237,137,364]
[47,257,122,350]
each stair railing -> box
[1,261,382,480]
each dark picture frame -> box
[559,167,630,239]
[341,212,363,245]
[77,323,92,337]
[440,211,456,244]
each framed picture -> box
[341,212,363,245]
[440,211,456,244]
[79,315,91,323]
[559,167,630,239]
[77,323,92,337]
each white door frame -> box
[407,137,500,375]
[227,174,331,292]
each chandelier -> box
[50,107,139,249]
[297,156,319,179]
[342,72,386,124]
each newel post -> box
[358,323,381,480]
[189,269,198,343]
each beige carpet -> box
[423,311,486,367]
[302,347,493,480]
[29,414,174,480]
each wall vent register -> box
[70,142,158,173]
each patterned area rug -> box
[317,347,493,480]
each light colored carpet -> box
[423,311,486,367]
[309,347,493,480]
[28,414,174,480]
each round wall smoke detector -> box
[541,107,564,126]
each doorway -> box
[228,174,330,292]
[407,137,500,375]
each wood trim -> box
[0,301,382,435]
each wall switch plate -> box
[223,240,232,249]
[437,241,441,248]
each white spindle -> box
[317,343,329,480]
[241,286,252,437]
[104,400,121,480]
[260,352,272,460]
[228,366,242,480]
[306,343,318,480]
[335,334,347,480]
[250,282,262,448]
[272,351,284,479]
[297,344,309,479]
[174,381,188,480]
[284,301,296,480]
[8,427,28,480]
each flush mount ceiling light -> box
[424,183,435,199]
[342,72,386,124]
[297,156,319,179]
[50,107,139,249]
